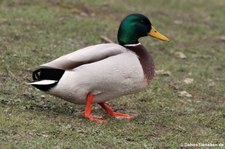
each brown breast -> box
[124,44,155,82]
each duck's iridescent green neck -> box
[117,14,151,46]
[117,22,139,45]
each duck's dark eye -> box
[140,20,145,24]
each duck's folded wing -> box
[40,43,127,70]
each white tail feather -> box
[27,80,58,85]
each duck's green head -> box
[118,13,169,45]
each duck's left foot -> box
[83,93,107,123]
[82,111,107,123]
[98,102,134,119]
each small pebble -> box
[179,91,192,98]
[183,78,194,84]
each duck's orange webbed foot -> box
[98,102,134,119]
[83,93,107,123]
[83,113,107,123]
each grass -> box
[0,0,225,148]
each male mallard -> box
[29,13,169,122]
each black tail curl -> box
[32,68,65,81]
[31,68,65,91]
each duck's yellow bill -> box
[148,26,169,41]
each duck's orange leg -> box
[83,93,107,123]
[98,102,134,119]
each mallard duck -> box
[29,13,169,122]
